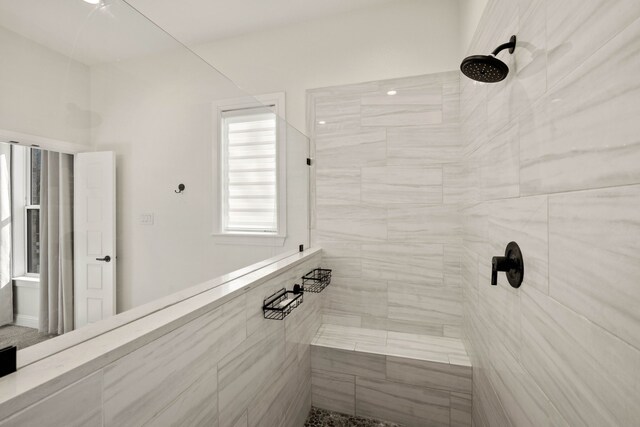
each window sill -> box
[211,232,286,246]
[13,276,40,289]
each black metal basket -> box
[262,288,304,320]
[301,268,332,293]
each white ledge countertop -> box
[18,249,303,368]
[0,247,322,420]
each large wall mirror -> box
[0,0,310,368]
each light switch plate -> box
[140,213,154,225]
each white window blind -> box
[221,106,278,233]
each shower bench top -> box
[312,324,471,368]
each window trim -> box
[211,93,287,246]
[11,146,41,278]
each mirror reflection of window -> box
[26,148,41,276]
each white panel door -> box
[74,151,116,329]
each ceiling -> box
[0,0,400,65]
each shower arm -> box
[491,35,517,56]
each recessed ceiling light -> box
[387,90,397,96]
[318,120,326,125]
[83,0,100,4]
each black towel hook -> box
[175,183,185,194]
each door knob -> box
[96,255,111,262]
[491,242,523,288]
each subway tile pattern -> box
[1,254,324,427]
[462,1,640,426]
[309,72,463,336]
[310,325,471,427]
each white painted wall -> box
[13,279,39,329]
[194,0,463,133]
[459,0,489,55]
[0,26,91,146]
[89,48,309,312]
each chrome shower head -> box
[461,35,516,83]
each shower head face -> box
[460,55,510,83]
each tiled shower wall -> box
[0,253,322,427]
[461,0,640,426]
[308,72,464,337]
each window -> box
[26,148,41,275]
[213,93,286,244]
[10,146,42,277]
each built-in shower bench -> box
[310,324,472,427]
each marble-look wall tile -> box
[361,86,443,127]
[315,205,387,242]
[513,0,547,118]
[315,128,386,168]
[461,2,640,426]
[387,125,461,166]
[315,96,362,134]
[311,345,386,379]
[444,244,462,287]
[478,273,521,363]
[361,243,444,284]
[322,310,362,328]
[548,185,640,349]
[2,256,324,427]
[386,357,471,394]
[145,366,218,427]
[246,349,297,427]
[443,80,461,124]
[386,332,468,362]
[218,322,285,427]
[103,296,246,427]
[355,377,450,427]
[477,122,519,201]
[443,163,466,206]
[361,166,443,205]
[286,290,323,361]
[283,358,313,427]
[318,242,362,279]
[360,315,445,337]
[231,412,248,427]
[450,392,472,427]
[443,325,462,339]
[0,372,103,427]
[489,340,556,427]
[325,277,387,319]
[387,204,461,243]
[316,168,361,206]
[388,282,462,329]
[310,72,463,335]
[313,324,386,351]
[520,15,640,195]
[461,247,479,306]
[471,370,512,427]
[546,0,640,89]
[521,287,640,426]
[311,369,355,415]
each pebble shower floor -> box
[304,407,402,427]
